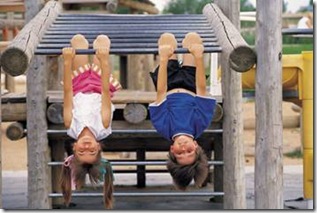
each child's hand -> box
[188,44,204,59]
[62,47,75,62]
[159,45,174,60]
[96,47,109,62]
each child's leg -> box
[182,32,206,96]
[70,34,89,77]
[182,33,202,67]
[155,33,177,103]
[93,36,122,92]
[93,35,113,128]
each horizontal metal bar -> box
[282,28,313,35]
[44,29,214,35]
[48,26,213,32]
[49,191,224,197]
[51,23,211,28]
[52,20,208,25]
[46,129,223,134]
[59,13,206,17]
[48,160,224,166]
[37,42,220,49]
[42,33,215,39]
[58,13,207,20]
[40,37,218,44]
[35,46,222,55]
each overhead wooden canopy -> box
[0,1,258,76]
[34,13,222,55]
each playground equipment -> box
[1,0,312,210]
[0,1,258,209]
[242,48,313,208]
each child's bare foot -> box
[70,34,89,77]
[158,33,177,60]
[92,34,110,67]
[182,32,204,58]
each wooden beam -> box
[0,2,25,13]
[213,0,246,209]
[27,55,51,209]
[255,0,283,209]
[118,0,159,14]
[0,1,62,76]
[1,102,26,122]
[203,3,256,72]
[6,121,26,141]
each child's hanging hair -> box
[166,145,209,190]
[60,153,114,209]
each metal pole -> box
[49,191,224,197]
[48,160,224,166]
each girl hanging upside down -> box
[60,34,121,209]
[149,32,216,190]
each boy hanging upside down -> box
[149,32,216,190]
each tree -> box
[240,0,255,11]
[162,0,212,14]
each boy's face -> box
[170,135,198,165]
[73,135,101,164]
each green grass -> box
[284,148,303,159]
[283,44,314,54]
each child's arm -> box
[97,48,112,129]
[62,47,75,128]
[190,44,207,96]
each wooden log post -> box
[6,121,26,141]
[106,0,118,12]
[27,55,52,209]
[46,103,64,124]
[255,0,283,209]
[211,0,246,209]
[203,3,257,72]
[0,1,62,77]
[25,0,53,209]
[123,103,148,124]
[127,54,155,91]
[126,6,156,92]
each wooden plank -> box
[0,2,25,12]
[0,1,62,76]
[214,0,246,209]
[255,0,284,209]
[48,90,156,103]
[1,102,26,121]
[47,90,223,104]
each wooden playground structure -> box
[0,0,313,210]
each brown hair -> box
[60,151,114,209]
[166,145,209,190]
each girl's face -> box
[73,135,101,164]
[170,135,198,165]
